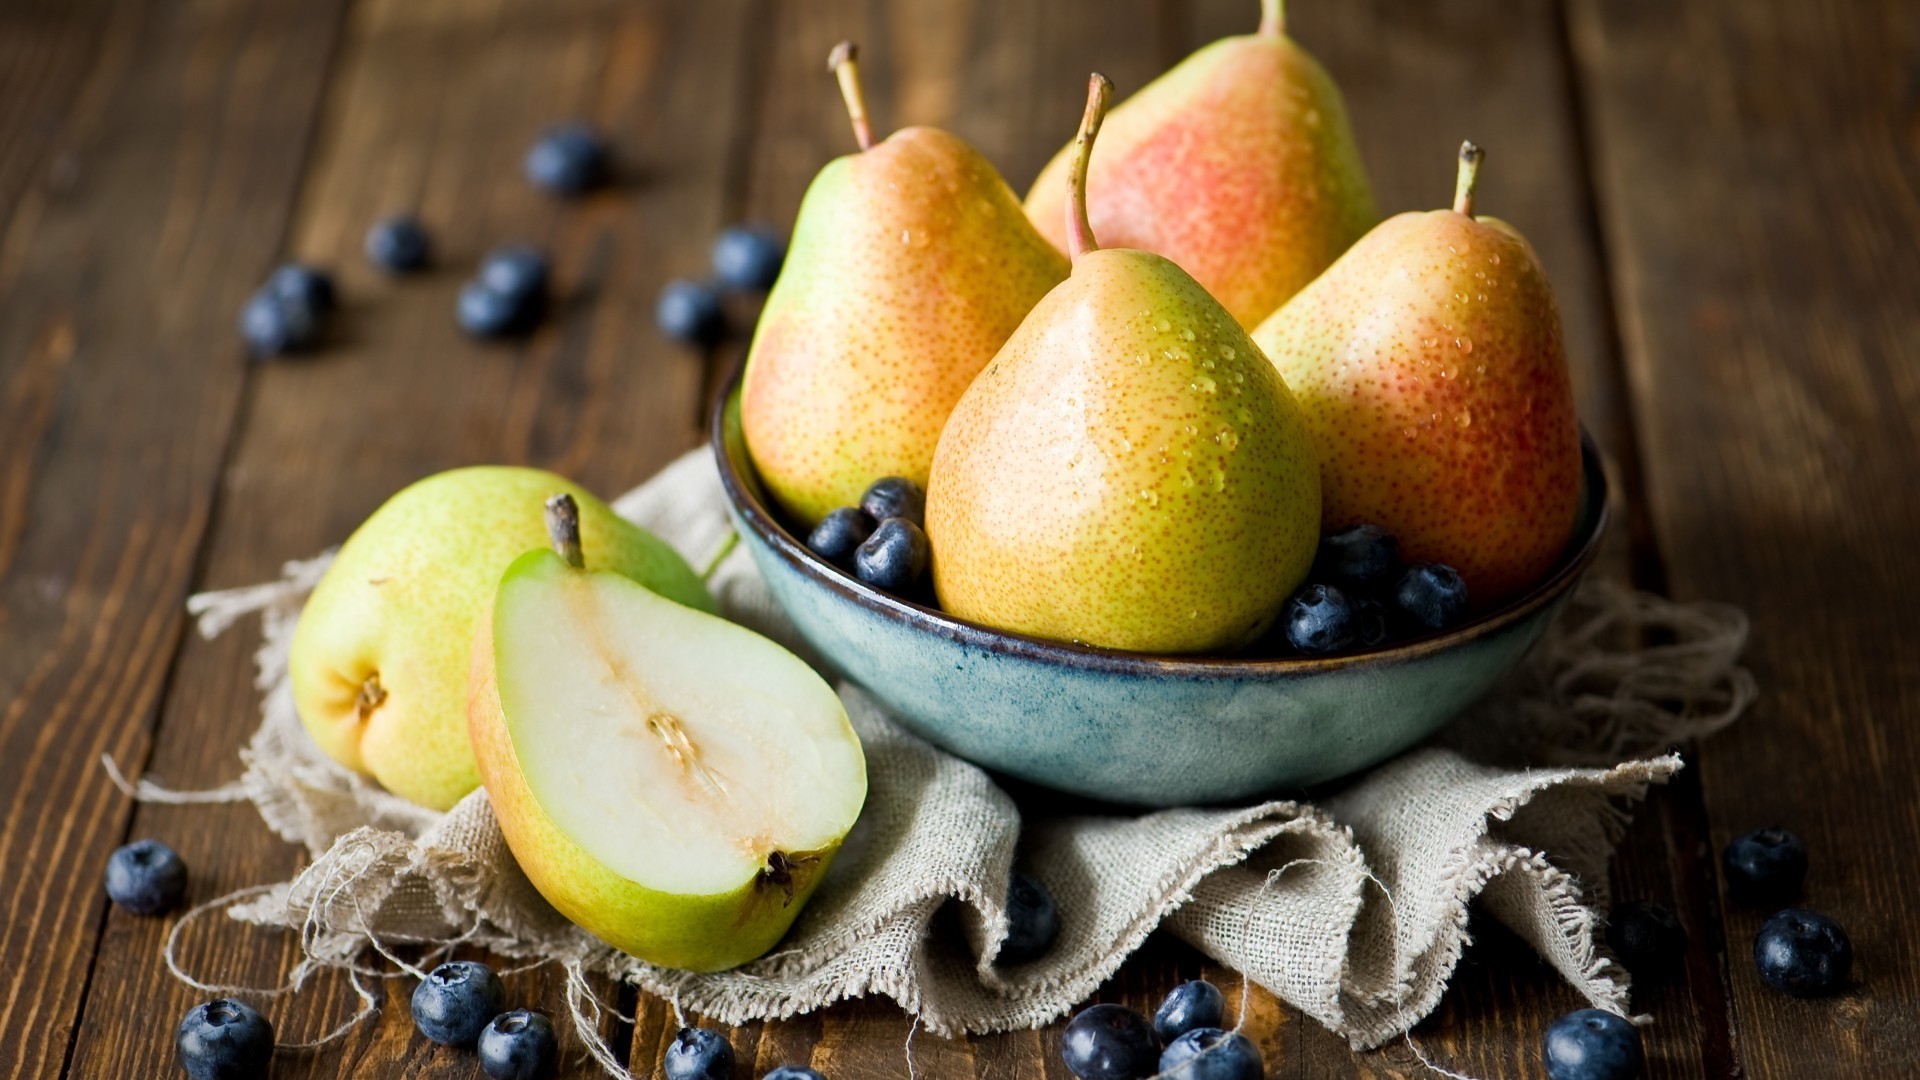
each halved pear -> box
[469,496,867,971]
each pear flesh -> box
[470,545,866,971]
[289,467,714,811]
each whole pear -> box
[1022,0,1374,329]
[289,467,714,810]
[1252,143,1582,607]
[928,75,1320,654]
[742,42,1069,528]
[470,497,865,971]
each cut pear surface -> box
[472,542,866,970]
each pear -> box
[1252,143,1582,607]
[742,42,1069,528]
[926,75,1320,654]
[469,496,866,971]
[289,467,714,810]
[1022,0,1375,329]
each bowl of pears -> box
[714,20,1607,807]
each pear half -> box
[469,497,866,971]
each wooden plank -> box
[59,1,760,1077]
[0,1,350,1077]
[1570,0,1920,1075]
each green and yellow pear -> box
[1022,0,1375,328]
[289,467,713,810]
[469,496,866,971]
[742,42,1069,528]
[1252,143,1582,607]
[927,75,1321,654]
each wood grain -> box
[1572,0,1920,1074]
[58,1,759,1077]
[0,0,350,1077]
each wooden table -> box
[4,0,1914,1076]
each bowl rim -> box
[710,370,1610,678]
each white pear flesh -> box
[470,549,866,971]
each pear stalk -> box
[1064,73,1114,262]
[545,493,585,569]
[1258,0,1285,36]
[1453,141,1485,217]
[828,41,875,152]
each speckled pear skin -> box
[1021,19,1375,328]
[927,248,1321,653]
[1251,209,1582,607]
[742,127,1069,527]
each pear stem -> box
[828,41,875,152]
[545,493,585,569]
[1065,73,1114,263]
[1453,141,1485,216]
[1258,0,1285,36]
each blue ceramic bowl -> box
[713,379,1608,806]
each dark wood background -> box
[3,0,1915,1076]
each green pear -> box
[1251,143,1582,607]
[289,467,713,811]
[742,42,1069,528]
[1023,0,1376,328]
[469,496,866,971]
[927,75,1320,654]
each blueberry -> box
[999,871,1060,965]
[1158,1027,1262,1080]
[1152,980,1225,1045]
[175,998,273,1080]
[1722,826,1807,903]
[240,289,319,356]
[458,280,532,338]
[807,507,874,565]
[1395,563,1469,630]
[1315,525,1400,590]
[411,960,505,1047]
[105,838,188,914]
[1543,1009,1643,1080]
[656,278,726,345]
[1283,583,1355,654]
[478,1009,557,1080]
[664,1026,735,1080]
[480,244,551,304]
[712,226,786,291]
[365,215,431,272]
[1352,598,1392,648]
[762,1068,826,1080]
[1606,900,1686,980]
[1754,908,1852,998]
[1060,1003,1158,1080]
[853,518,930,593]
[524,122,608,196]
[859,477,925,527]
[267,263,336,312]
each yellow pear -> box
[742,42,1069,527]
[927,75,1320,653]
[289,467,713,810]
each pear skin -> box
[928,76,1320,654]
[743,43,1068,528]
[288,467,713,810]
[1022,0,1375,329]
[1252,144,1582,607]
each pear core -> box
[492,552,866,897]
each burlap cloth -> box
[154,449,1754,1069]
